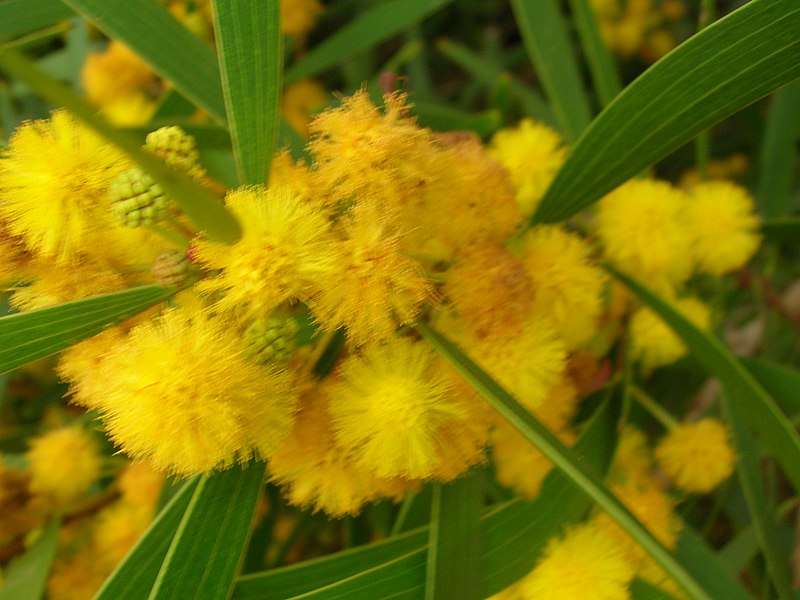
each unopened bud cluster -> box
[145,126,204,178]
[110,167,167,227]
[151,249,189,287]
[243,316,298,364]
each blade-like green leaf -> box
[210,0,282,185]
[676,528,753,600]
[631,579,679,600]
[149,462,264,600]
[426,471,482,600]
[757,80,800,218]
[566,0,622,107]
[742,357,800,415]
[94,478,199,600]
[0,518,60,600]
[721,395,792,599]
[233,397,618,599]
[509,0,592,141]
[58,0,227,125]
[416,322,713,600]
[532,0,800,225]
[0,0,73,38]
[284,0,454,84]
[0,285,173,376]
[760,217,800,242]
[0,46,241,243]
[610,267,800,494]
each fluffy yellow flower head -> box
[520,225,608,348]
[488,118,567,216]
[81,40,155,107]
[282,80,328,138]
[328,337,483,480]
[25,426,101,505]
[0,110,129,263]
[311,207,433,346]
[685,181,761,275]
[280,0,323,38]
[597,179,692,292]
[195,185,337,320]
[655,418,735,493]
[78,308,297,475]
[518,521,636,600]
[630,296,710,371]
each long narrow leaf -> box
[233,396,618,599]
[610,267,800,494]
[757,80,800,218]
[742,357,800,415]
[0,0,73,38]
[210,0,282,185]
[58,0,227,124]
[509,0,592,141]
[416,322,714,600]
[0,46,241,243]
[0,286,173,376]
[721,395,792,599]
[284,0,454,84]
[0,518,60,600]
[149,462,264,600]
[676,528,753,600]
[426,471,482,600]
[95,479,200,600]
[532,0,800,225]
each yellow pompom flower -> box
[520,225,608,348]
[630,296,710,371]
[518,521,636,600]
[488,118,567,216]
[311,207,433,346]
[25,426,101,505]
[0,110,129,263]
[76,308,297,475]
[195,185,337,321]
[684,181,761,275]
[268,383,407,517]
[282,79,328,138]
[81,40,155,108]
[655,418,735,493]
[280,0,323,38]
[328,337,484,480]
[597,179,692,292]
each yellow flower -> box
[328,337,484,480]
[630,296,710,371]
[520,225,608,348]
[280,0,323,38]
[488,118,567,216]
[76,308,297,475]
[597,179,692,292]
[684,181,760,275]
[81,40,155,108]
[195,185,338,321]
[518,521,636,600]
[655,418,735,493]
[311,206,433,346]
[282,80,328,138]
[25,426,101,505]
[117,461,165,508]
[0,110,129,263]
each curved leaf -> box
[742,357,800,414]
[532,0,800,225]
[416,322,714,600]
[210,0,282,185]
[0,0,73,38]
[0,286,173,376]
[0,518,60,600]
[610,267,800,494]
[232,397,618,599]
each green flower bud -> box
[244,315,299,365]
[110,167,168,228]
[151,249,189,287]
[145,126,205,178]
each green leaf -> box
[0,286,172,376]
[425,470,482,600]
[742,357,800,415]
[0,46,242,243]
[509,0,592,141]
[284,0,454,84]
[757,80,800,217]
[94,479,200,600]
[566,0,622,107]
[210,0,282,185]
[676,528,754,600]
[0,518,60,600]
[721,396,792,599]
[232,397,618,599]
[0,0,72,39]
[58,0,227,125]
[416,322,714,600]
[149,462,264,600]
[631,579,679,600]
[609,267,800,494]
[532,0,800,225]
[760,217,800,243]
